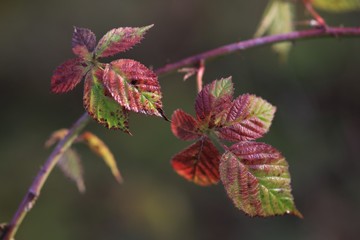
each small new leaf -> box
[216,94,276,142]
[72,26,96,59]
[51,58,88,93]
[58,148,86,193]
[79,132,123,183]
[83,67,130,132]
[171,137,221,186]
[95,25,153,58]
[171,109,202,141]
[103,59,164,117]
[220,141,302,217]
[195,77,233,127]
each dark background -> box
[1,0,360,239]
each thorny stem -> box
[2,26,360,240]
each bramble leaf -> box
[103,59,165,117]
[58,148,86,193]
[51,58,88,93]
[171,109,202,141]
[72,26,96,59]
[171,137,221,186]
[79,132,123,183]
[83,67,130,132]
[313,0,360,12]
[95,25,153,58]
[255,0,294,61]
[216,94,276,142]
[220,141,302,217]
[195,77,233,127]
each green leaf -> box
[79,132,123,183]
[57,148,85,193]
[255,0,295,61]
[83,67,130,132]
[313,0,360,12]
[95,25,153,58]
[220,141,302,217]
[103,59,165,118]
[216,94,276,142]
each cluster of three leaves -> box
[51,25,165,133]
[171,77,301,217]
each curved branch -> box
[156,27,360,75]
[2,26,360,240]
[2,113,90,240]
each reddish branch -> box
[2,26,360,240]
[156,27,360,75]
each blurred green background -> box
[1,0,360,239]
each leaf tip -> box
[114,171,124,184]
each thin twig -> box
[2,26,360,240]
[2,113,90,240]
[155,27,360,75]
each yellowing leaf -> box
[79,132,123,183]
[58,148,86,193]
[313,0,360,12]
[255,0,295,61]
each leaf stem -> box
[2,26,360,240]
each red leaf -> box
[95,25,153,58]
[171,137,221,186]
[216,94,276,141]
[220,141,302,217]
[51,58,88,93]
[171,109,202,141]
[195,77,233,128]
[72,26,96,59]
[103,59,164,117]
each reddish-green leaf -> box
[171,109,202,141]
[103,59,164,117]
[51,58,88,93]
[95,25,153,58]
[83,67,130,132]
[79,132,123,183]
[171,137,221,186]
[57,148,86,193]
[220,141,302,217]
[216,94,276,142]
[72,26,96,59]
[195,77,234,127]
